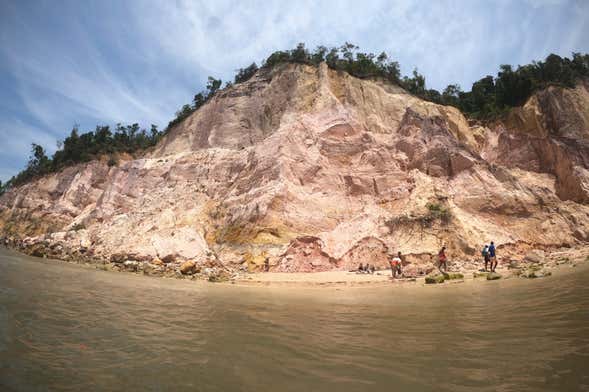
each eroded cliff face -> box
[1,63,588,273]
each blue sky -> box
[1,0,588,182]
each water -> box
[0,248,588,392]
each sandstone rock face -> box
[1,64,589,272]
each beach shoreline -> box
[2,244,588,289]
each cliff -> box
[2,63,589,274]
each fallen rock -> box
[142,262,163,276]
[110,253,127,263]
[425,274,445,284]
[520,268,552,279]
[486,272,502,280]
[473,271,489,278]
[161,254,177,264]
[180,260,196,275]
[207,269,231,283]
[123,260,139,272]
[524,250,546,264]
[446,272,464,280]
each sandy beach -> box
[234,247,589,288]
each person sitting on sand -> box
[390,252,403,278]
[357,263,365,273]
[482,244,490,271]
[489,241,497,272]
[438,247,447,272]
[369,264,376,274]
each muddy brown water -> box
[1,247,588,392]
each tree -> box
[311,46,328,64]
[150,124,161,144]
[264,50,290,68]
[442,84,462,107]
[206,77,222,96]
[402,69,426,96]
[26,143,50,177]
[234,62,258,84]
[193,92,206,109]
[291,43,310,64]
[325,47,340,69]
[340,42,358,63]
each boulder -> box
[180,260,197,275]
[207,269,231,283]
[143,262,163,276]
[161,254,177,264]
[425,274,445,284]
[110,253,127,263]
[446,272,464,280]
[524,250,546,264]
[123,260,139,272]
[520,268,552,279]
[486,272,502,280]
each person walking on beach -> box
[390,252,403,278]
[489,241,497,272]
[482,244,490,271]
[438,246,447,272]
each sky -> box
[0,0,588,182]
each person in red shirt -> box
[438,246,447,272]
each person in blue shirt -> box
[488,241,497,272]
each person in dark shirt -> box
[488,242,497,272]
[482,244,490,271]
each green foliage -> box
[234,63,259,84]
[438,52,589,119]
[6,123,164,188]
[425,203,452,225]
[262,42,402,83]
[260,44,589,120]
[166,75,223,130]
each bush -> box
[425,203,452,225]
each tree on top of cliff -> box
[259,44,589,120]
[262,42,402,84]
[4,123,165,189]
[234,63,258,84]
